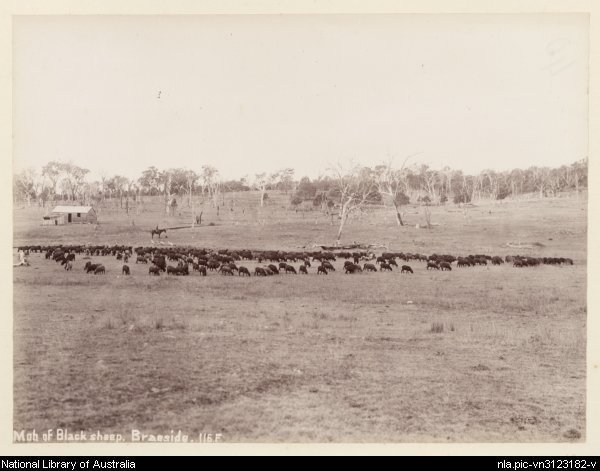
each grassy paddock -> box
[12,193,587,442]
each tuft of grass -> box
[155,318,164,330]
[430,322,444,333]
[104,319,114,330]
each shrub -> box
[430,322,444,333]
[290,194,303,207]
[496,186,510,200]
[453,190,472,204]
[394,192,410,206]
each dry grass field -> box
[12,192,587,442]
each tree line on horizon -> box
[14,158,588,208]
[13,158,588,240]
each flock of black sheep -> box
[16,244,574,278]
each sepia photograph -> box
[6,7,595,450]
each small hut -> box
[42,214,66,226]
[44,205,97,225]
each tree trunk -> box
[191,194,195,228]
[336,201,352,241]
[424,207,432,228]
[393,202,404,226]
[336,213,348,241]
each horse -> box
[150,228,167,239]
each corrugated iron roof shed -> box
[51,206,94,213]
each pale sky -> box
[12,14,589,181]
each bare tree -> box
[59,162,89,201]
[415,164,440,202]
[42,161,62,202]
[253,172,277,207]
[201,166,221,208]
[570,159,587,200]
[138,166,161,204]
[329,163,378,243]
[109,175,128,210]
[375,156,413,227]
[125,179,138,215]
[471,172,483,202]
[32,175,50,207]
[481,169,499,200]
[509,168,524,199]
[529,166,550,199]
[183,170,200,227]
[14,168,37,206]
[277,168,295,194]
[423,206,432,228]
[158,170,173,216]
[440,166,453,198]
[87,181,103,207]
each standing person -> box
[14,250,29,267]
